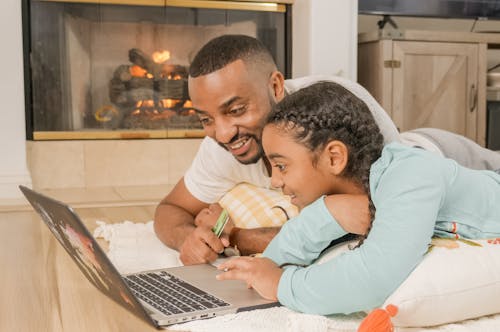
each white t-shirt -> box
[184,75,401,203]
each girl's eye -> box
[274,164,286,172]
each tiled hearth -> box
[0,138,202,211]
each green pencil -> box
[212,209,229,238]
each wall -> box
[293,0,358,80]
[0,0,32,201]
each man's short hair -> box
[189,34,276,78]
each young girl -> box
[216,81,500,315]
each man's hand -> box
[194,203,233,246]
[178,225,226,265]
[194,203,225,228]
[154,178,220,264]
[216,257,282,301]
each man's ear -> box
[323,140,349,175]
[269,70,285,102]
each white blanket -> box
[93,220,500,332]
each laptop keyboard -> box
[124,271,230,316]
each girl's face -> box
[262,124,340,209]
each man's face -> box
[188,60,278,165]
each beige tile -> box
[0,198,31,211]
[40,187,121,205]
[27,139,201,190]
[84,140,172,187]
[167,138,201,184]
[27,141,85,189]
[113,184,174,202]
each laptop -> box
[19,186,278,328]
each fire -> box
[129,65,147,77]
[162,99,178,108]
[133,99,184,116]
[152,50,171,64]
[135,100,155,110]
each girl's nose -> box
[270,173,283,189]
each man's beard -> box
[218,95,275,165]
[218,134,264,165]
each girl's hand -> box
[216,257,282,301]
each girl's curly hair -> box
[267,81,384,232]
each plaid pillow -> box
[219,182,298,229]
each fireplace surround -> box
[22,0,291,140]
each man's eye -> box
[199,117,212,125]
[228,106,247,115]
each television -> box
[359,0,500,20]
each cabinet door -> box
[358,40,393,117]
[392,41,478,140]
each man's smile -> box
[226,136,252,156]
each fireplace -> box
[23,0,291,140]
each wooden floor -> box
[0,204,185,332]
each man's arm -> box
[155,180,371,262]
[227,227,280,256]
[227,194,370,256]
[154,178,225,264]
[192,203,281,256]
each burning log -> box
[161,64,188,80]
[128,77,155,90]
[109,79,128,105]
[129,48,162,79]
[105,48,196,130]
[109,76,187,106]
[112,64,132,82]
[157,80,188,100]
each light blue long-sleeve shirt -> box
[262,143,500,315]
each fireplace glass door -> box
[24,0,290,140]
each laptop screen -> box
[20,186,156,327]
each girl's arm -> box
[263,194,370,267]
[262,196,349,267]
[324,194,371,235]
[274,159,445,314]
[217,194,371,301]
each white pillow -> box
[383,239,500,327]
[317,238,500,327]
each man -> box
[154,35,500,265]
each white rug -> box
[93,220,500,332]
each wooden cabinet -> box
[358,30,491,146]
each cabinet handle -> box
[469,84,477,113]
